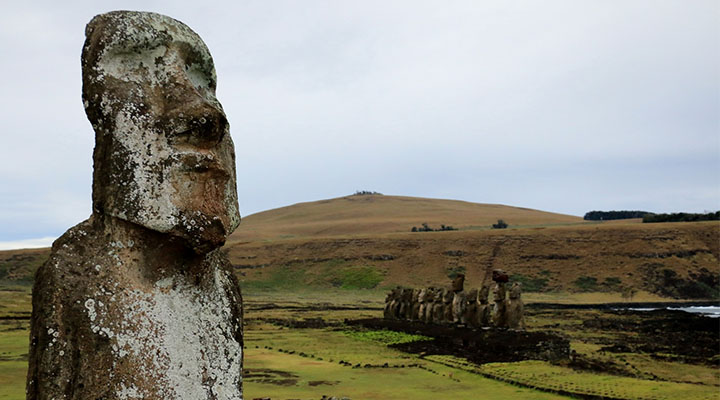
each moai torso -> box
[27,11,244,400]
[28,221,243,399]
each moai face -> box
[82,11,240,253]
[493,283,507,302]
[418,288,427,303]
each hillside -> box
[227,221,720,298]
[228,194,584,241]
[2,195,718,299]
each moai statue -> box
[410,289,422,321]
[452,290,467,324]
[492,282,509,328]
[27,11,243,400]
[383,290,394,319]
[398,288,409,320]
[388,287,402,319]
[442,287,455,324]
[464,289,478,328]
[507,282,526,330]
[433,288,447,324]
[425,287,437,324]
[417,288,428,322]
[476,284,492,327]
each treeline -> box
[584,210,652,220]
[643,211,720,223]
[411,223,457,232]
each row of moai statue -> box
[383,271,525,329]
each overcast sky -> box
[0,0,718,248]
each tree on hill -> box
[492,219,508,229]
[584,210,653,221]
[643,211,720,223]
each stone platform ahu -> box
[27,11,244,400]
[383,270,526,330]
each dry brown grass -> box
[228,194,585,242]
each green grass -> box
[477,361,719,400]
[342,329,431,346]
[510,273,549,292]
[574,276,598,291]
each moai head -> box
[478,285,490,305]
[412,288,421,301]
[509,282,522,299]
[82,11,241,253]
[451,273,465,292]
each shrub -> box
[509,274,549,292]
[492,219,508,229]
[574,276,598,291]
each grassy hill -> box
[2,194,718,299]
[228,194,585,242]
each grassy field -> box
[2,285,718,400]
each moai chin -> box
[27,11,244,400]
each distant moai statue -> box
[388,287,402,319]
[399,288,413,320]
[507,282,526,330]
[433,288,447,323]
[492,282,509,328]
[383,290,394,319]
[442,287,455,324]
[425,287,438,323]
[452,290,467,324]
[27,11,243,400]
[417,288,428,322]
[476,284,492,327]
[411,288,422,321]
[464,288,478,327]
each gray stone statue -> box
[417,288,428,322]
[507,282,526,330]
[492,282,508,328]
[476,284,492,327]
[463,288,478,327]
[442,287,454,324]
[27,11,244,400]
[452,290,467,324]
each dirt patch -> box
[308,380,340,387]
[244,368,299,386]
[585,309,720,364]
[346,318,570,365]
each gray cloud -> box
[0,0,718,242]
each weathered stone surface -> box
[492,282,508,328]
[507,282,526,330]
[27,11,244,400]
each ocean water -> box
[624,306,720,318]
